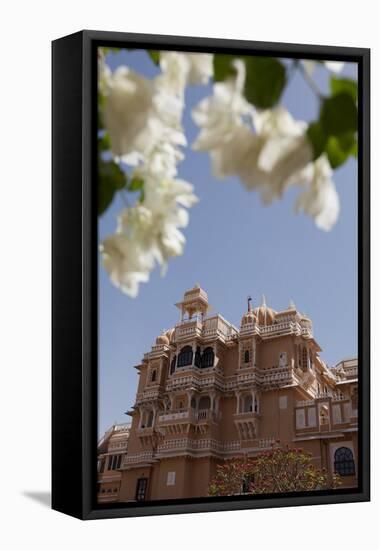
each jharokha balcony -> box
[157,407,220,436]
[135,405,221,444]
[294,394,358,437]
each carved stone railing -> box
[158,410,190,423]
[122,450,154,466]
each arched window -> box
[254,396,259,413]
[150,369,157,382]
[194,346,201,367]
[301,347,308,371]
[146,410,154,428]
[244,395,253,412]
[201,347,214,368]
[244,350,250,363]
[319,407,329,425]
[334,447,355,476]
[198,396,211,410]
[170,356,176,375]
[178,399,184,410]
[177,346,193,367]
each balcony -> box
[158,410,190,423]
[294,395,357,435]
[121,451,155,467]
[173,314,238,344]
[234,411,260,440]
[157,408,219,435]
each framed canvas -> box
[52,30,370,520]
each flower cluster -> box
[99,51,350,297]
[100,52,212,296]
[192,60,340,231]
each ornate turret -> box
[156,333,170,346]
[253,295,276,326]
[175,284,211,321]
[241,295,257,327]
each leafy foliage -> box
[330,77,358,103]
[320,93,357,136]
[243,57,287,109]
[307,77,358,168]
[148,50,161,65]
[213,55,287,109]
[209,446,341,496]
[98,155,127,216]
[213,54,237,82]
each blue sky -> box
[98,50,358,436]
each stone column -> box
[138,407,144,429]
[210,392,215,411]
[186,389,194,408]
[235,391,241,414]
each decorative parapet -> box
[165,366,297,393]
[173,314,239,344]
[158,410,190,423]
[122,450,155,467]
[113,423,131,432]
[258,437,277,448]
[157,408,219,427]
[123,436,283,465]
[135,388,162,404]
[156,438,241,454]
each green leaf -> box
[128,176,144,192]
[128,176,145,202]
[98,91,105,130]
[98,158,127,215]
[325,132,357,168]
[148,50,160,65]
[320,92,358,137]
[244,57,287,109]
[307,121,328,160]
[98,132,111,152]
[330,77,358,103]
[213,54,237,82]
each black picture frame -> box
[52,30,370,520]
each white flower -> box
[158,52,213,91]
[157,52,191,96]
[103,66,154,159]
[302,60,345,76]
[186,53,213,85]
[192,60,253,155]
[117,177,198,272]
[324,61,344,73]
[193,82,312,201]
[248,107,313,202]
[100,233,153,297]
[100,52,201,297]
[294,154,340,231]
[100,175,197,297]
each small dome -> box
[156,333,169,346]
[241,310,257,326]
[165,328,175,342]
[253,305,276,326]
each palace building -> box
[97,422,130,502]
[100,285,358,502]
